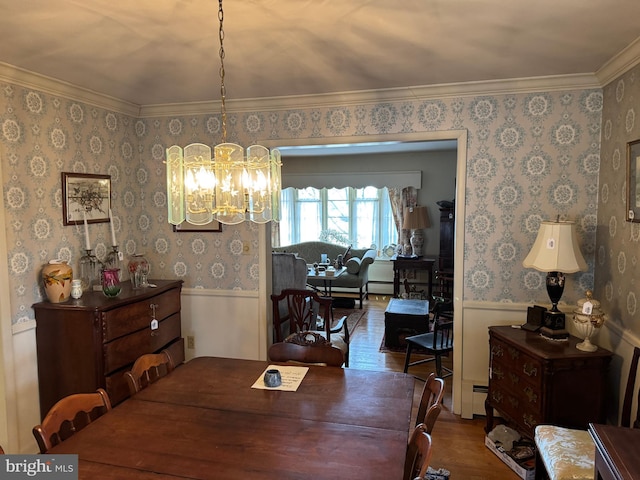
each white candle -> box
[109,208,117,246]
[83,210,91,251]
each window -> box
[278,186,396,253]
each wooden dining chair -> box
[404,423,433,480]
[271,288,350,366]
[403,300,453,379]
[415,372,445,429]
[269,331,345,367]
[124,350,175,395]
[423,403,443,435]
[32,388,112,453]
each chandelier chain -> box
[218,0,227,143]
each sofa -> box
[272,241,377,308]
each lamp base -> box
[410,229,424,257]
[540,311,569,340]
[540,326,569,340]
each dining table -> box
[48,356,415,479]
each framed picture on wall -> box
[172,221,222,232]
[626,139,640,223]
[62,172,111,225]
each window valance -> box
[282,171,422,190]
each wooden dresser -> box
[485,325,612,439]
[33,279,184,419]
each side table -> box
[391,255,436,299]
[589,423,640,480]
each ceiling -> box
[1,0,640,107]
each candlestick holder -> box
[79,249,98,292]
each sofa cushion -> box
[346,257,361,274]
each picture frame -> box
[172,221,222,232]
[62,172,111,225]
[626,139,640,223]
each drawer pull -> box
[492,345,504,358]
[150,303,159,319]
[508,372,519,385]
[493,366,504,380]
[524,386,537,404]
[491,391,503,404]
[523,413,536,428]
[523,363,538,377]
[507,347,520,360]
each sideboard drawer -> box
[103,313,181,374]
[101,288,181,342]
[105,337,185,405]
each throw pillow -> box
[345,257,361,274]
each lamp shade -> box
[522,221,587,273]
[403,206,430,230]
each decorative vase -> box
[101,268,122,297]
[572,290,606,352]
[42,260,73,303]
[71,279,83,299]
[128,254,150,288]
[105,246,123,281]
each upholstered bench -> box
[534,425,594,480]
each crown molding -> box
[0,62,141,117]
[0,61,606,119]
[139,73,601,118]
[596,35,640,87]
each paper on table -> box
[251,364,309,391]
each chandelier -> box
[166,0,282,226]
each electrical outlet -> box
[187,335,195,349]
[242,241,250,255]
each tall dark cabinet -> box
[438,206,454,270]
[435,206,454,298]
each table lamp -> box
[522,220,587,339]
[403,206,430,257]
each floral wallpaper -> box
[1,73,602,327]
[597,64,640,331]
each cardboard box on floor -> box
[485,436,535,480]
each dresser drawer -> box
[491,338,542,390]
[103,313,181,374]
[105,337,185,405]
[489,383,541,433]
[101,288,181,342]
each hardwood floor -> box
[344,295,519,480]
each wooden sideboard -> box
[485,325,612,439]
[33,279,184,419]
